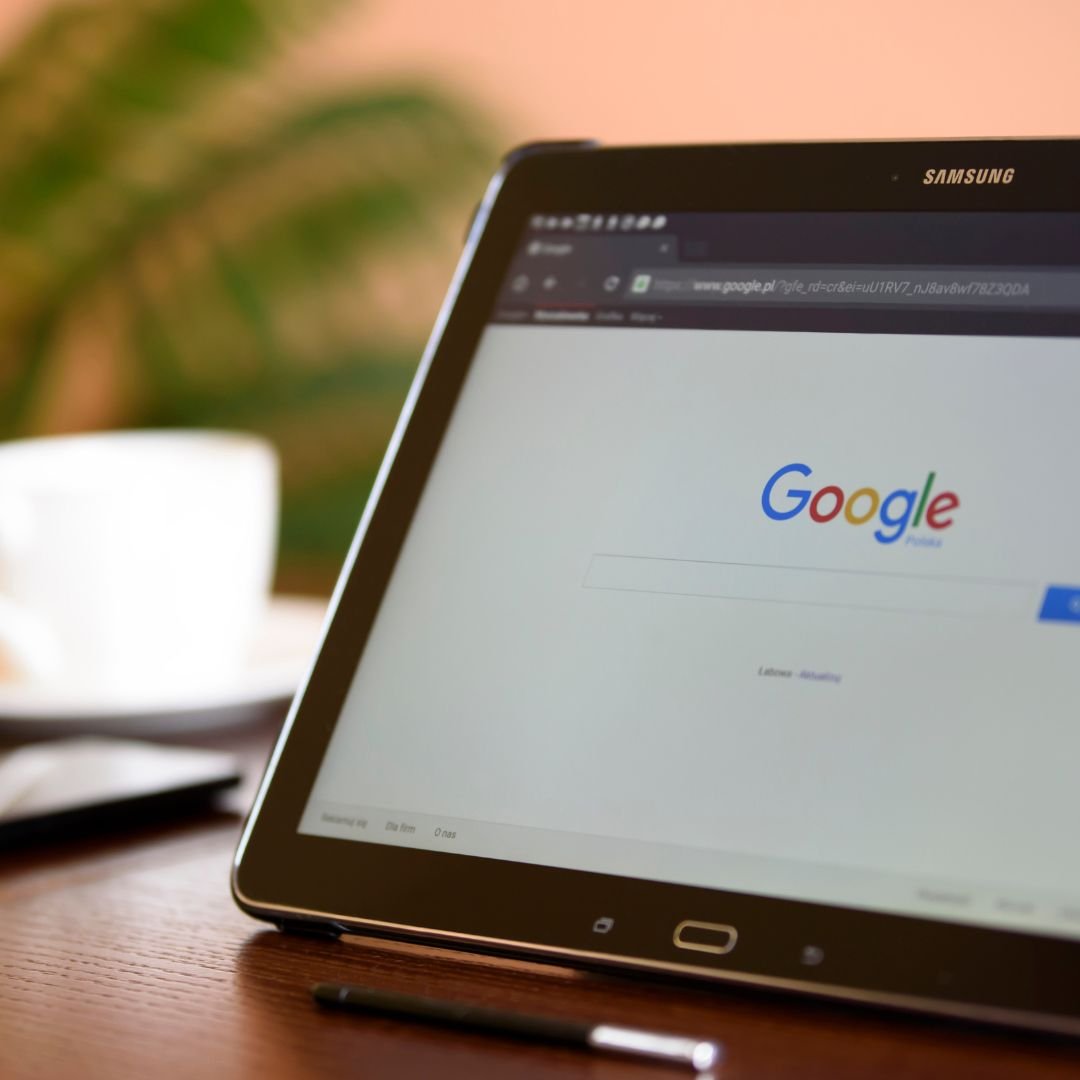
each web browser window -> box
[300,213,1080,942]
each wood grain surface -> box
[2,719,1079,1080]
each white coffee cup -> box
[0,430,278,701]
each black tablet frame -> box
[233,139,1080,1036]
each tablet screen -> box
[299,212,1080,943]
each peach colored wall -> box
[1,0,1077,145]
[317,0,1080,143]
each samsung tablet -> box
[233,139,1080,1036]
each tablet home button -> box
[673,919,738,955]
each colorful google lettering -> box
[761,464,960,545]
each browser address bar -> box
[624,267,1080,310]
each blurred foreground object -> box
[0,738,240,845]
[0,0,492,589]
[0,430,276,696]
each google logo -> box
[762,464,960,545]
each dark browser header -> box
[490,212,1080,338]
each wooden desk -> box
[2,718,1079,1080]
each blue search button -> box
[1038,586,1080,624]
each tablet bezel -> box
[234,139,1080,1035]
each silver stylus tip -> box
[588,1024,724,1071]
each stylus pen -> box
[312,981,723,1071]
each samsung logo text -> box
[922,167,1015,186]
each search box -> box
[583,555,1039,620]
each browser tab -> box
[496,213,1080,332]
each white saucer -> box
[0,595,328,737]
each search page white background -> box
[303,325,1080,938]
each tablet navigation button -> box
[673,919,738,955]
[592,916,615,934]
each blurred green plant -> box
[0,0,493,588]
